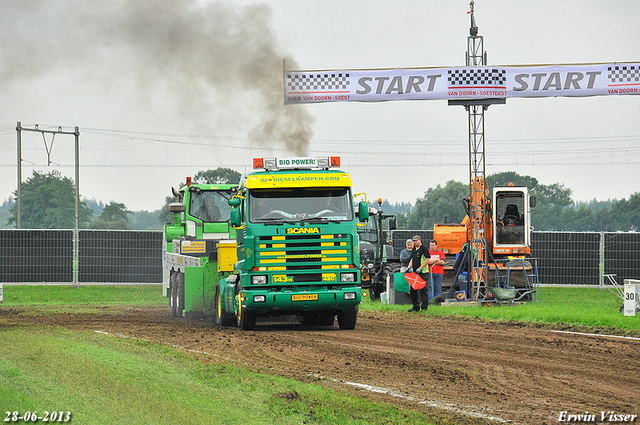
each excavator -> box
[433,178,537,298]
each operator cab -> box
[169,177,238,240]
[493,186,535,252]
[190,189,234,222]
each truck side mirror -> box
[168,202,185,214]
[388,216,396,230]
[229,198,242,226]
[530,196,536,208]
[230,207,242,227]
[358,201,369,222]
[168,202,185,224]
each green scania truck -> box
[162,178,239,319]
[163,156,369,330]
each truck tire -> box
[384,263,401,284]
[169,271,178,317]
[176,272,185,318]
[369,287,380,301]
[299,314,335,326]
[382,263,401,298]
[318,313,335,326]
[237,300,256,330]
[337,308,358,330]
[298,314,316,326]
[215,287,235,327]
[370,263,400,301]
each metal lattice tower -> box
[449,1,505,299]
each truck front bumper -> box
[240,287,361,315]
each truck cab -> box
[216,156,369,330]
[162,179,238,319]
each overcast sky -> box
[1,0,638,212]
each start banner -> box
[283,62,640,104]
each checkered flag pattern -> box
[448,68,506,86]
[287,73,350,91]
[608,65,640,83]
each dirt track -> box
[2,305,639,425]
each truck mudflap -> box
[239,287,361,316]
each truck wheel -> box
[169,271,178,317]
[337,308,358,330]
[318,314,335,326]
[237,301,256,330]
[384,263,401,285]
[215,287,235,327]
[369,287,380,301]
[298,314,317,326]
[176,272,185,318]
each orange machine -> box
[434,182,535,287]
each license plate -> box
[292,294,318,301]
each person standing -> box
[406,235,430,312]
[399,239,414,273]
[427,239,446,300]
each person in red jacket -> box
[427,239,446,300]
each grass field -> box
[1,285,434,425]
[362,286,640,335]
[1,326,430,425]
[1,284,638,424]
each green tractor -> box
[356,199,400,300]
[162,178,238,319]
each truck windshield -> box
[356,213,378,243]
[190,190,234,222]
[495,191,525,244]
[249,188,353,223]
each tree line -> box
[374,171,639,232]
[2,169,638,232]
[1,169,242,230]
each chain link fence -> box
[1,229,638,285]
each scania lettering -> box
[215,156,369,330]
[286,227,320,234]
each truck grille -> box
[256,234,352,272]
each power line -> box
[2,126,640,169]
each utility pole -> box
[448,2,505,299]
[16,122,81,287]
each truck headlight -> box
[253,295,266,303]
[344,292,357,300]
[252,275,267,285]
[340,272,357,283]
